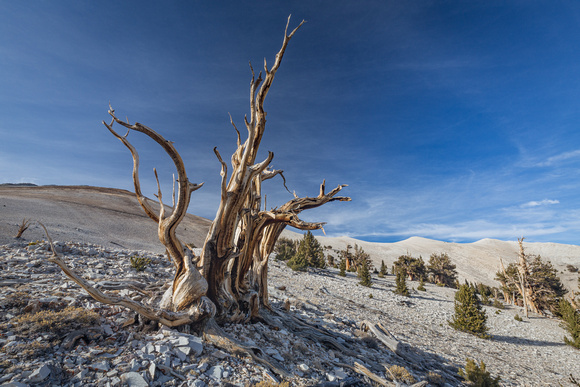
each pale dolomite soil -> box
[1,239,578,386]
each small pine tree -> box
[287,250,308,271]
[559,298,580,349]
[274,237,297,261]
[458,358,500,386]
[477,283,491,305]
[327,254,335,268]
[359,259,372,287]
[417,277,426,291]
[338,258,347,277]
[395,268,409,296]
[449,284,489,338]
[378,260,387,278]
[287,231,325,271]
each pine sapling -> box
[449,284,489,338]
[417,277,426,291]
[559,298,580,349]
[359,259,372,287]
[395,268,409,296]
[338,258,347,277]
[458,358,500,386]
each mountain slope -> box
[0,185,211,253]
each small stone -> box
[129,359,141,372]
[89,361,110,372]
[212,350,228,359]
[149,362,156,380]
[74,368,89,380]
[144,343,155,354]
[157,374,173,385]
[298,363,309,372]
[27,364,51,383]
[175,348,187,361]
[188,380,207,387]
[176,346,192,356]
[102,324,114,336]
[187,335,204,356]
[333,367,348,379]
[207,365,224,380]
[173,336,190,347]
[120,371,149,387]
[1,382,29,387]
[156,344,171,354]
[0,373,14,383]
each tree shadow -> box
[411,294,455,304]
[492,334,566,347]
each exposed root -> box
[202,318,291,379]
[264,308,357,356]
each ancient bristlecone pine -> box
[47,17,350,335]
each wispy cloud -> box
[537,149,580,167]
[520,199,560,208]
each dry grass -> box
[1,306,101,366]
[388,365,416,384]
[11,306,100,336]
[427,371,445,386]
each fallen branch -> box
[331,361,394,386]
[361,320,402,356]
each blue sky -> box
[2,2,580,244]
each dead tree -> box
[497,238,541,317]
[15,218,31,238]
[48,16,349,342]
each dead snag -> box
[15,218,31,238]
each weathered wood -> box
[354,362,394,386]
[15,218,31,238]
[332,361,394,386]
[361,320,402,355]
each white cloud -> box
[521,199,560,208]
[537,149,580,167]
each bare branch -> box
[15,218,31,239]
[103,118,159,223]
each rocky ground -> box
[0,239,579,386]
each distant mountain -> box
[0,183,38,187]
[283,233,580,293]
